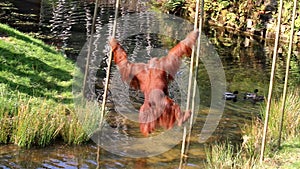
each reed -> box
[0,91,104,148]
[205,142,235,168]
[205,141,257,169]
[0,84,19,144]
[205,88,300,168]
[240,118,263,158]
[0,23,101,147]
[0,111,11,144]
[0,87,107,148]
[245,88,300,154]
[11,98,64,148]
[60,100,104,145]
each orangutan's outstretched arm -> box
[157,30,199,78]
[109,38,146,89]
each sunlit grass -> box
[12,98,65,148]
[269,91,300,140]
[261,137,300,168]
[0,23,74,102]
[0,23,104,148]
[0,84,68,147]
[243,89,300,155]
[0,79,103,148]
[205,88,300,168]
[205,142,257,169]
[60,101,104,145]
[0,110,12,144]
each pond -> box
[0,0,299,168]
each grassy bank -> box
[0,23,97,148]
[263,137,300,168]
[205,88,300,168]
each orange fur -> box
[109,30,198,136]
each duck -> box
[244,89,264,103]
[223,91,239,102]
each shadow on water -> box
[1,0,300,168]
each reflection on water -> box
[0,142,206,168]
[1,0,300,168]
[0,144,96,168]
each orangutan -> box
[109,30,198,136]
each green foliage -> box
[240,88,300,166]
[205,141,257,169]
[295,18,300,33]
[0,23,74,103]
[269,90,300,141]
[0,106,12,144]
[164,0,185,10]
[60,101,104,145]
[206,88,300,168]
[0,88,105,148]
[273,0,299,38]
[12,99,64,148]
[155,0,186,15]
[0,24,102,147]
[204,0,260,29]
[151,0,300,39]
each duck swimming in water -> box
[244,89,264,103]
[223,91,239,102]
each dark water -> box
[1,0,300,168]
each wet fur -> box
[109,30,198,136]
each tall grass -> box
[0,23,105,148]
[206,88,300,168]
[205,142,257,169]
[60,101,104,145]
[0,84,22,144]
[242,89,300,155]
[0,84,104,148]
[0,111,12,144]
[268,90,300,140]
[12,98,65,148]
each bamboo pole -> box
[96,0,120,168]
[277,0,297,149]
[260,0,284,163]
[179,0,202,168]
[184,0,204,162]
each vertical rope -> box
[260,0,284,163]
[179,0,201,168]
[82,0,100,96]
[96,0,120,168]
[184,0,204,161]
[277,0,297,149]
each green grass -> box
[205,141,257,169]
[205,88,300,168]
[264,137,300,169]
[0,23,101,148]
[0,23,73,102]
[12,98,65,148]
